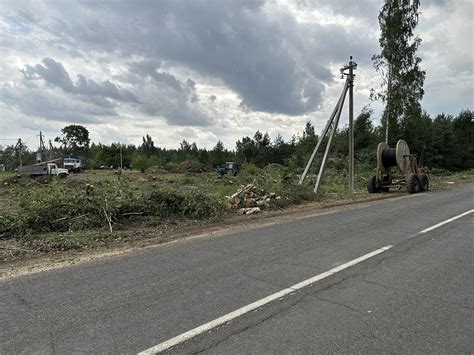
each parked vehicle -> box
[19,160,69,178]
[217,162,241,176]
[225,162,241,176]
[63,155,83,173]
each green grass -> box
[0,167,472,259]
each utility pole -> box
[16,138,23,167]
[300,57,356,195]
[120,144,123,169]
[341,57,357,193]
[385,65,392,144]
[49,140,53,160]
[349,57,355,193]
[37,131,46,162]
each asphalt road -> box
[1,184,473,354]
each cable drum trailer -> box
[367,139,429,194]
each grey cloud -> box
[0,83,115,124]
[123,60,206,125]
[296,0,382,23]
[75,75,138,102]
[186,79,196,90]
[426,0,451,6]
[18,1,374,115]
[128,61,196,97]
[14,54,209,126]
[21,57,138,102]
[129,69,207,126]
[128,59,162,77]
[21,57,75,92]
[139,85,209,126]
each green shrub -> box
[0,214,17,239]
[271,184,317,208]
[132,155,161,173]
[429,168,452,176]
[216,185,232,200]
[176,161,210,173]
[164,162,179,172]
[180,176,195,185]
[6,179,143,235]
[147,189,223,219]
[242,162,259,175]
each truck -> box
[217,162,241,176]
[63,155,83,173]
[18,160,69,178]
[225,162,240,176]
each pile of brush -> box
[226,184,281,215]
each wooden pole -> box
[19,138,22,167]
[314,79,349,193]
[299,86,346,185]
[349,57,354,193]
[120,145,123,169]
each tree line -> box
[1,109,472,173]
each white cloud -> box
[0,0,472,151]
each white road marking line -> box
[138,245,393,354]
[140,209,474,354]
[419,209,474,234]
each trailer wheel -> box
[367,175,379,193]
[418,173,429,192]
[406,173,420,194]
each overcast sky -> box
[0,0,472,151]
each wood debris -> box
[227,184,280,215]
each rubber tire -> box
[406,173,420,194]
[380,187,390,193]
[418,173,429,192]
[367,175,379,193]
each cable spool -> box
[377,140,410,172]
[381,148,397,168]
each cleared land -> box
[0,166,473,273]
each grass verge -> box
[0,168,472,266]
